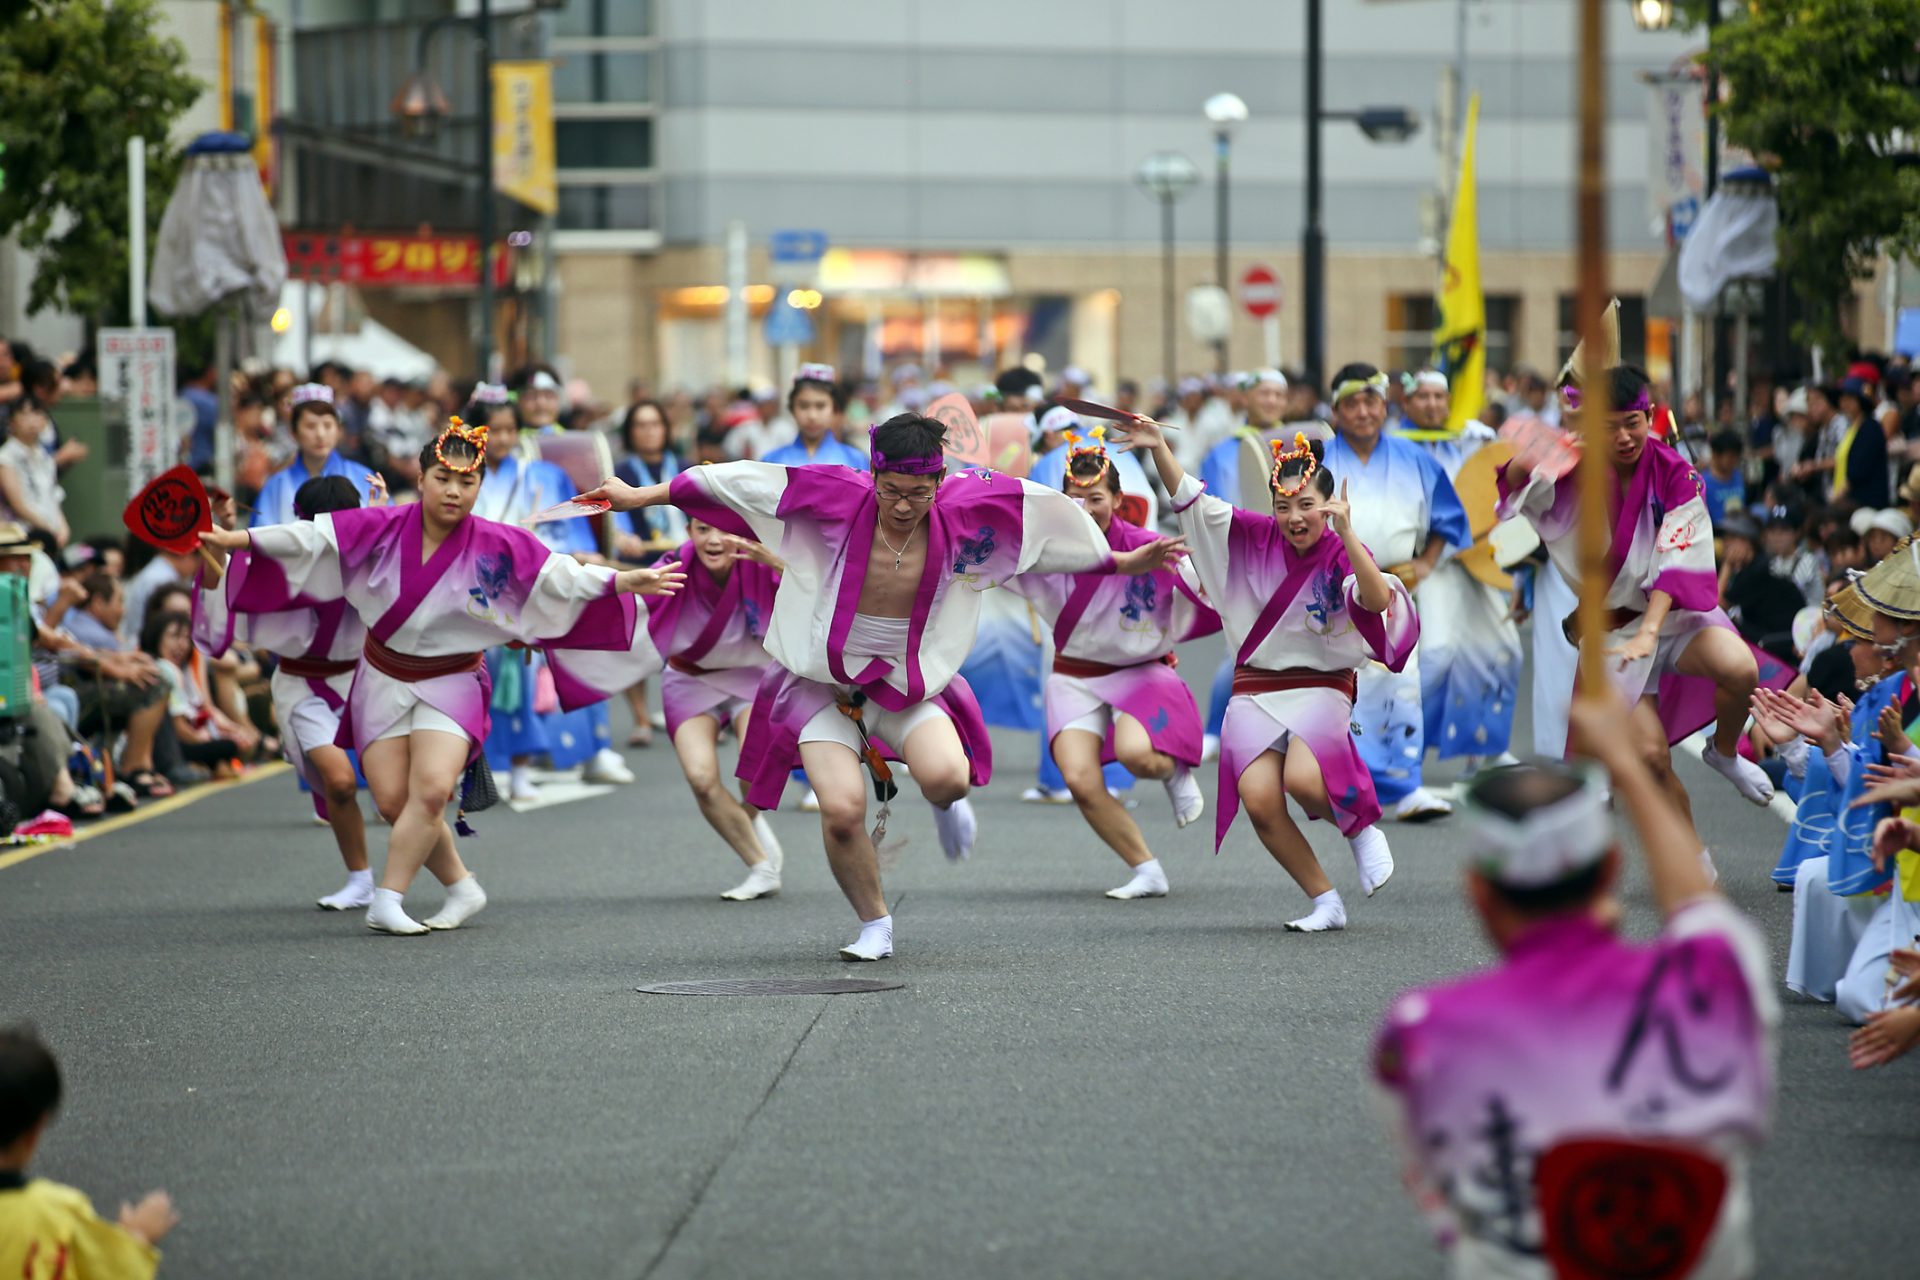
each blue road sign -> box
[769,229,829,263]
[764,299,815,346]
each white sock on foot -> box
[1349,826,1395,897]
[838,913,894,961]
[423,875,488,930]
[721,861,782,901]
[1394,787,1453,822]
[799,788,820,812]
[1164,766,1205,829]
[1105,858,1169,900]
[932,796,977,862]
[318,869,374,911]
[509,764,538,801]
[1285,889,1348,933]
[1701,742,1773,806]
[752,813,784,875]
[1201,733,1221,762]
[366,887,429,935]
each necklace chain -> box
[877,524,917,571]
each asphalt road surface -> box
[5,648,1916,1278]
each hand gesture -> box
[1324,479,1354,541]
[1849,1005,1920,1070]
[1859,753,1920,796]
[1119,535,1189,574]
[722,533,783,570]
[1604,627,1658,669]
[1106,413,1164,454]
[574,476,645,513]
[1747,690,1793,748]
[1752,687,1840,750]
[118,1189,179,1245]
[1878,702,1911,756]
[367,473,390,508]
[618,564,686,597]
[1868,816,1920,873]
[198,527,250,552]
[1890,947,1920,1004]
[55,575,88,608]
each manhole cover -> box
[636,978,904,996]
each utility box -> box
[54,397,132,543]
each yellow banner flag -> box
[1433,92,1484,431]
[492,61,557,215]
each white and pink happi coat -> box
[1002,514,1220,766]
[1373,900,1776,1279]
[1169,473,1418,849]
[222,502,662,765]
[194,568,365,811]
[1496,437,1787,745]
[667,461,1120,809]
[644,539,780,738]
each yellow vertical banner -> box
[1433,92,1485,430]
[492,61,558,215]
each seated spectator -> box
[0,1026,180,1276]
[0,399,67,549]
[1760,505,1823,604]
[1373,694,1774,1278]
[120,548,197,648]
[141,611,243,779]
[1702,430,1746,524]
[56,572,173,798]
[1824,527,1865,574]
[1864,508,1912,565]
[1719,514,1802,662]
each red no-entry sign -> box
[1240,265,1280,319]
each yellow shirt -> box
[0,1177,160,1280]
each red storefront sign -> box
[283,231,512,289]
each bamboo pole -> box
[1574,0,1613,693]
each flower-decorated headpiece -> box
[1268,420,1333,496]
[1063,424,1112,489]
[794,362,838,387]
[468,382,511,407]
[289,383,334,408]
[433,415,488,474]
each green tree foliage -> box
[0,0,202,327]
[1676,0,1920,352]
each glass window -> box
[1387,294,1520,376]
[557,182,656,231]
[551,51,653,104]
[556,120,653,169]
[553,0,652,38]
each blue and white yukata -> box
[1403,424,1525,762]
[1326,432,1470,805]
[473,453,608,771]
[250,452,377,529]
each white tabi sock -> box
[1105,858,1169,900]
[1201,733,1221,762]
[1285,889,1348,933]
[720,861,782,902]
[1348,826,1395,897]
[932,796,977,862]
[1164,766,1205,829]
[318,869,374,911]
[366,887,429,936]
[423,875,488,930]
[509,764,539,801]
[1701,742,1774,806]
[838,914,894,961]
[752,813,784,875]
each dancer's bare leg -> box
[310,745,368,873]
[1055,729,1152,867]
[1238,750,1334,897]
[801,741,885,921]
[675,716,766,866]
[1676,625,1773,808]
[1111,713,1175,781]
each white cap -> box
[1060,365,1090,386]
[1037,405,1080,438]
[1785,387,1809,416]
[1871,509,1914,540]
[527,371,561,392]
[1240,368,1288,391]
[1851,507,1880,537]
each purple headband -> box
[1562,385,1652,414]
[868,424,947,476]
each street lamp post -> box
[1204,93,1248,375]
[393,0,497,379]
[1302,0,1420,389]
[1135,152,1201,393]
